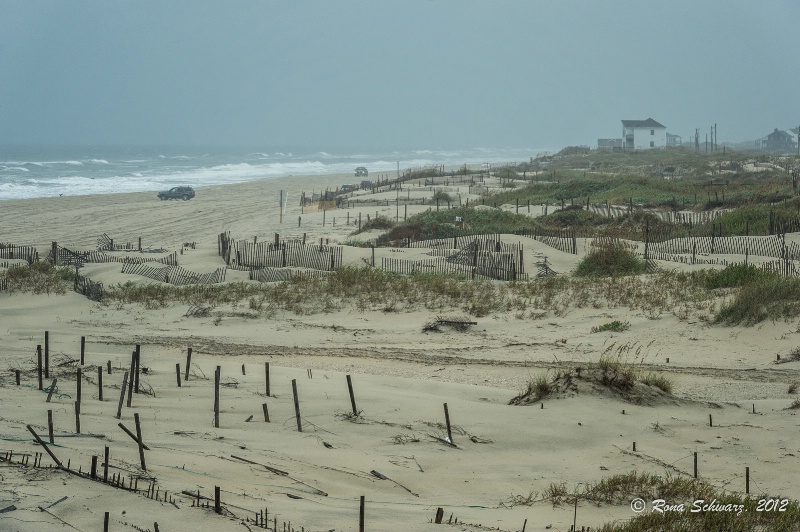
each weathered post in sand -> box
[346,375,358,416]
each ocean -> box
[0,146,548,201]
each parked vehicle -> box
[355,166,368,177]
[157,186,195,201]
[340,184,356,193]
[360,180,373,189]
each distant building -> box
[666,133,682,147]
[621,118,667,149]
[597,138,622,150]
[755,128,798,153]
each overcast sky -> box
[1,0,798,150]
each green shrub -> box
[3,262,73,295]
[575,241,647,277]
[351,215,395,235]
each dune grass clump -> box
[575,241,647,277]
[591,320,630,333]
[714,276,800,325]
[639,372,674,394]
[511,374,554,404]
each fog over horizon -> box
[2,0,798,151]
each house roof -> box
[622,118,665,128]
[666,133,681,138]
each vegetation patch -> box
[714,276,800,325]
[591,320,631,333]
[1,262,75,295]
[704,263,777,290]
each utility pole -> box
[714,123,717,152]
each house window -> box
[650,141,655,147]
[651,129,655,135]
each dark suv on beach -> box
[355,166,368,177]
[157,186,195,201]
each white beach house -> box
[622,118,667,149]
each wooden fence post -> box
[184,347,192,381]
[44,332,49,379]
[46,378,57,403]
[37,345,43,390]
[80,336,85,365]
[265,362,270,396]
[176,363,181,387]
[134,412,146,471]
[292,379,302,432]
[116,371,129,419]
[126,352,135,408]
[359,495,365,532]
[214,366,221,428]
[104,446,109,482]
[48,409,54,444]
[98,367,103,401]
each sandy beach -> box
[2,171,800,532]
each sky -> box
[1,0,799,151]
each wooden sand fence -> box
[121,262,227,286]
[219,232,342,272]
[51,245,177,268]
[73,272,104,301]
[0,244,39,263]
[386,236,527,281]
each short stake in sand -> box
[443,403,453,444]
[265,362,270,396]
[176,363,181,388]
[184,347,192,381]
[98,367,103,401]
